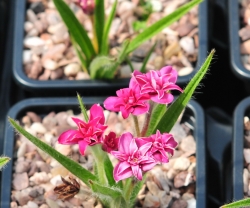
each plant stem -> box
[123,178,133,201]
[90,15,99,53]
[141,101,154,137]
[132,116,140,137]
[89,144,107,185]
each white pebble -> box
[30,122,47,134]
[42,59,58,71]
[23,50,32,64]
[24,37,45,48]
[27,201,38,208]
[64,63,81,76]
[180,36,195,54]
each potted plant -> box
[1,97,206,207]
[229,0,250,93]
[1,48,214,207]
[13,0,208,95]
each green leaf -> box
[126,57,135,73]
[129,175,147,208]
[153,49,215,134]
[103,154,123,188]
[139,42,156,73]
[127,0,203,53]
[110,196,128,208]
[89,56,116,79]
[90,41,130,79]
[146,104,167,136]
[220,198,250,208]
[9,118,97,185]
[94,0,105,53]
[123,178,133,200]
[0,157,11,171]
[101,0,118,54]
[70,35,88,74]
[89,180,123,198]
[77,93,89,122]
[53,0,96,63]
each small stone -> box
[179,36,195,54]
[64,63,81,77]
[176,23,196,37]
[39,205,49,208]
[14,188,32,206]
[143,193,161,208]
[38,69,51,80]
[30,122,47,134]
[244,148,250,163]
[55,142,72,156]
[50,68,64,80]
[179,135,196,153]
[164,42,181,60]
[27,9,37,23]
[24,21,33,32]
[13,172,29,191]
[187,198,196,208]
[75,71,91,80]
[26,112,41,122]
[27,201,39,208]
[42,59,58,70]
[30,2,45,14]
[42,115,57,131]
[30,172,51,185]
[15,160,30,173]
[10,202,18,208]
[50,175,64,186]
[36,163,49,175]
[178,67,193,76]
[24,37,45,48]
[17,142,27,157]
[241,39,250,54]
[173,157,191,171]
[171,199,188,208]
[51,166,69,177]
[174,171,189,188]
[23,50,32,64]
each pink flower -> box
[104,86,150,119]
[111,132,157,182]
[58,104,107,155]
[78,0,95,15]
[136,130,178,163]
[102,132,118,153]
[131,66,183,104]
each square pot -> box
[1,97,206,207]
[12,0,208,95]
[229,0,250,93]
[233,97,250,200]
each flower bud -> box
[79,0,95,15]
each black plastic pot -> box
[12,0,208,95]
[233,97,250,200]
[1,97,206,207]
[229,0,250,93]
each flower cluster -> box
[104,66,183,119]
[58,66,181,182]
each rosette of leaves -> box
[53,0,202,80]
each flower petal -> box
[113,161,133,182]
[131,165,142,180]
[78,140,89,155]
[90,104,105,124]
[118,132,133,154]
[58,130,82,144]
[104,97,121,112]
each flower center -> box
[128,151,141,165]
[153,141,163,150]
